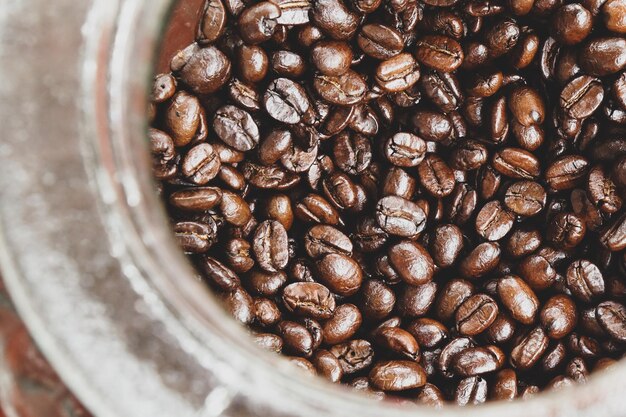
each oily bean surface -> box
[153,0,626,404]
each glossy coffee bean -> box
[376,195,427,238]
[311,41,353,76]
[415,35,464,72]
[497,275,539,325]
[357,24,404,60]
[369,360,427,391]
[456,294,499,335]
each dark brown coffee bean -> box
[498,275,539,325]
[453,346,504,377]
[173,45,231,95]
[510,326,549,370]
[511,121,544,151]
[407,318,448,349]
[508,85,545,126]
[369,360,426,391]
[375,53,421,93]
[588,165,622,214]
[277,320,314,356]
[316,253,363,296]
[164,91,202,147]
[314,71,368,105]
[322,172,358,210]
[174,221,217,253]
[552,4,593,45]
[567,332,602,359]
[374,327,420,360]
[455,377,488,405]
[420,71,463,112]
[238,2,282,44]
[283,282,336,319]
[322,304,362,345]
[415,35,464,72]
[430,224,464,268]
[295,194,341,226]
[459,242,501,279]
[416,383,445,407]
[384,132,426,167]
[222,287,255,325]
[213,105,260,151]
[418,154,455,197]
[271,50,306,78]
[248,269,287,295]
[381,167,416,200]
[198,256,241,291]
[304,224,352,258]
[387,240,434,286]
[596,301,626,341]
[310,0,360,40]
[547,213,586,249]
[560,75,604,119]
[223,238,255,273]
[169,187,222,212]
[151,73,177,103]
[253,333,284,353]
[475,201,515,241]
[375,196,427,238]
[397,282,438,317]
[181,143,221,185]
[566,259,605,302]
[540,294,577,339]
[332,132,372,175]
[485,19,520,57]
[311,41,353,76]
[504,181,546,217]
[253,220,289,272]
[254,297,282,327]
[492,148,541,179]
[312,349,343,382]
[357,24,404,60]
[518,254,557,290]
[456,294,499,336]
[600,212,626,251]
[435,279,475,322]
[579,37,626,76]
[329,339,374,374]
[506,228,542,258]
[484,312,517,344]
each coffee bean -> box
[560,75,604,119]
[547,213,586,249]
[418,154,456,197]
[304,224,352,258]
[453,346,504,377]
[430,224,464,268]
[510,326,549,370]
[407,318,448,349]
[492,148,541,179]
[566,259,605,302]
[596,301,626,341]
[173,45,231,95]
[600,212,626,251]
[264,78,313,125]
[475,200,515,241]
[540,295,578,339]
[579,37,626,76]
[323,172,358,210]
[553,4,593,45]
[369,361,426,391]
[357,24,404,60]
[316,253,363,296]
[310,0,360,40]
[238,2,282,44]
[373,327,420,360]
[322,304,362,345]
[329,339,374,374]
[174,221,217,253]
[497,275,539,325]
[311,41,353,76]
[456,294,499,335]
[360,279,396,320]
[397,282,438,317]
[388,240,435,285]
[253,220,289,272]
[333,132,372,174]
[504,181,546,216]
[375,195,427,238]
[313,71,368,105]
[459,242,501,279]
[213,105,260,151]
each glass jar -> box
[0,1,625,416]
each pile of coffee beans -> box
[148,0,626,405]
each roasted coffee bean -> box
[316,253,363,296]
[430,224,464,268]
[397,282,438,317]
[311,41,353,76]
[600,212,626,251]
[588,166,621,213]
[271,50,306,78]
[164,91,202,147]
[357,24,404,60]
[459,242,501,279]
[333,132,372,174]
[506,228,542,258]
[264,78,312,125]
[456,294,499,335]
[314,71,368,105]
[384,132,426,167]
[579,37,626,76]
[418,154,455,197]
[181,143,221,185]
[369,360,427,391]
[504,181,546,217]
[248,269,287,295]
[213,105,259,151]
[238,2,281,44]
[388,240,435,285]
[173,45,231,95]
[296,194,342,226]
[253,220,289,272]
[552,4,593,45]
[174,221,217,253]
[518,254,557,290]
[415,35,464,72]
[417,383,445,407]
[283,282,336,319]
[376,195,427,237]
[484,312,517,344]
[492,148,541,179]
[375,53,421,93]
[540,295,578,339]
[304,224,352,258]
[360,279,396,320]
[453,346,504,377]
[382,167,417,199]
[475,201,515,241]
[329,339,374,374]
[323,172,358,210]
[310,0,359,40]
[455,377,488,405]
[560,75,604,119]
[435,279,475,322]
[322,304,362,345]
[222,287,255,324]
[547,213,586,249]
[510,326,549,370]
[566,259,605,302]
[485,19,520,57]
[596,301,626,341]
[407,318,448,349]
[151,73,177,103]
[497,275,539,325]
[373,327,420,360]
